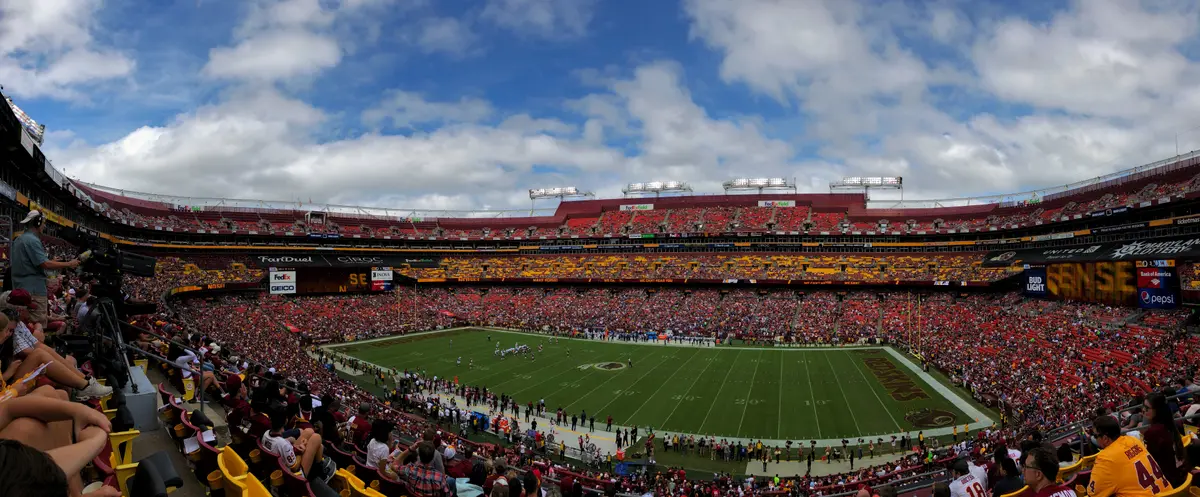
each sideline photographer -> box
[9,211,81,329]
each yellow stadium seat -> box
[218,448,253,497]
[1160,473,1192,497]
[1058,459,1084,483]
[1080,453,1098,470]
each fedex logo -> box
[272,273,292,281]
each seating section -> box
[400,253,1018,282]
[72,165,1200,239]
[21,248,1198,497]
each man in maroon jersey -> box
[1024,446,1076,497]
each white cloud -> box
[363,91,494,129]
[204,0,394,84]
[37,0,1200,212]
[416,17,477,57]
[612,61,811,182]
[204,30,342,82]
[972,1,1196,120]
[0,0,134,100]
[481,0,596,39]
[51,86,625,207]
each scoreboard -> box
[1023,259,1179,308]
[268,266,395,295]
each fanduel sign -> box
[258,256,314,265]
[250,254,440,269]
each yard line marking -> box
[824,351,863,435]
[777,351,785,439]
[803,353,821,438]
[624,348,702,423]
[844,351,903,432]
[663,348,722,426]
[697,350,743,434]
[595,348,695,418]
[563,349,670,410]
[528,347,659,402]
[735,350,764,435]
[485,353,583,390]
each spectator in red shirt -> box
[1024,446,1075,497]
[1141,392,1188,487]
[352,404,372,448]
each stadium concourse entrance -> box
[322,327,996,449]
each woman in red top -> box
[1141,392,1188,487]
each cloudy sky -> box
[4,0,1200,212]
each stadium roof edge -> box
[73,148,1200,219]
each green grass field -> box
[331,328,982,442]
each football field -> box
[330,328,990,442]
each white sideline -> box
[319,327,996,447]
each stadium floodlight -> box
[830,176,904,200]
[528,186,590,199]
[722,177,796,193]
[622,180,693,197]
[528,186,588,198]
[830,176,903,190]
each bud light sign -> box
[1137,266,1179,309]
[1024,268,1047,297]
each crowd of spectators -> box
[401,253,1017,283]
[9,247,1195,497]
[83,170,1200,240]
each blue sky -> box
[3,0,1200,213]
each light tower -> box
[721,177,797,194]
[621,181,693,198]
[528,186,594,214]
[829,176,904,201]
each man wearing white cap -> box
[10,210,81,328]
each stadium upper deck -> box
[66,152,1200,241]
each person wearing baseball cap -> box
[10,210,81,329]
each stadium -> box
[3,82,1200,497]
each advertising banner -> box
[269,271,297,295]
[757,200,796,207]
[618,204,654,211]
[251,254,440,268]
[982,234,1200,267]
[1136,264,1179,309]
[1138,288,1179,309]
[1023,268,1047,297]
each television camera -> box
[57,228,158,390]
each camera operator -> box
[10,211,81,329]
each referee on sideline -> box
[10,210,81,328]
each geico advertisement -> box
[371,270,393,281]
[269,271,297,294]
